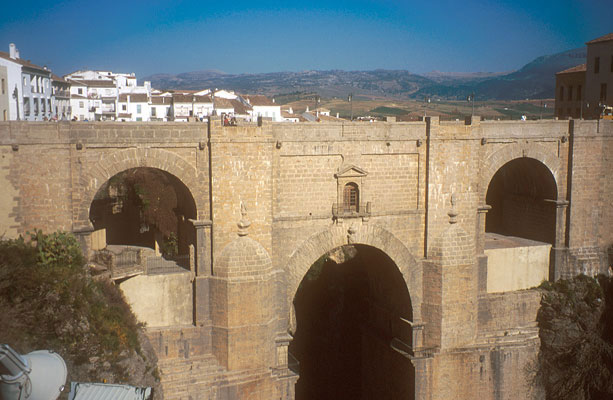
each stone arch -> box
[75,148,205,229]
[286,223,422,330]
[481,143,562,203]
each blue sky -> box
[0,0,610,78]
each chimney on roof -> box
[9,43,19,59]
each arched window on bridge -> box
[343,182,359,213]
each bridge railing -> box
[93,247,191,280]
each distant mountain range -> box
[143,47,587,101]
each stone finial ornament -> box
[237,201,251,236]
[347,225,357,244]
[448,194,459,224]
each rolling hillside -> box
[143,47,586,101]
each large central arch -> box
[285,224,420,399]
[285,224,423,329]
[291,243,415,399]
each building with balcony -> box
[51,74,71,120]
[0,43,53,121]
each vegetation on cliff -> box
[0,230,160,395]
[537,275,613,399]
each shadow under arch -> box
[481,144,561,203]
[290,242,416,400]
[75,148,204,230]
[89,167,197,253]
[285,224,422,332]
[485,157,558,244]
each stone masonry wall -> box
[1,119,612,400]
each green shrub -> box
[0,230,144,383]
[536,275,613,399]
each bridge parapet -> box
[271,120,426,141]
[0,121,207,145]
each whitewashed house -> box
[0,44,54,121]
[213,97,234,116]
[171,93,194,121]
[117,93,150,122]
[150,96,171,121]
[193,95,214,119]
[68,80,92,121]
[213,89,238,99]
[0,65,8,121]
[243,95,282,122]
[51,74,71,120]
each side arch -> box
[285,223,422,329]
[74,148,206,229]
[481,143,562,203]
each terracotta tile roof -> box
[0,51,50,74]
[169,89,198,94]
[214,98,234,109]
[118,113,132,118]
[151,96,171,105]
[556,64,587,74]
[118,93,148,102]
[73,79,116,88]
[51,74,68,83]
[67,79,87,87]
[193,95,213,103]
[586,33,613,44]
[172,93,193,103]
[70,94,88,99]
[129,93,148,102]
[230,99,252,114]
[243,95,275,106]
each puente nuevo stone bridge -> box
[1,118,612,400]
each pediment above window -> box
[334,164,368,179]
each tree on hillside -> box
[536,275,613,399]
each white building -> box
[213,89,238,99]
[64,70,151,121]
[150,96,171,121]
[0,44,53,121]
[171,93,194,121]
[0,65,8,121]
[213,97,234,116]
[193,95,214,119]
[243,95,282,122]
[117,93,149,122]
[68,80,94,121]
[51,74,71,120]
[65,70,138,91]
